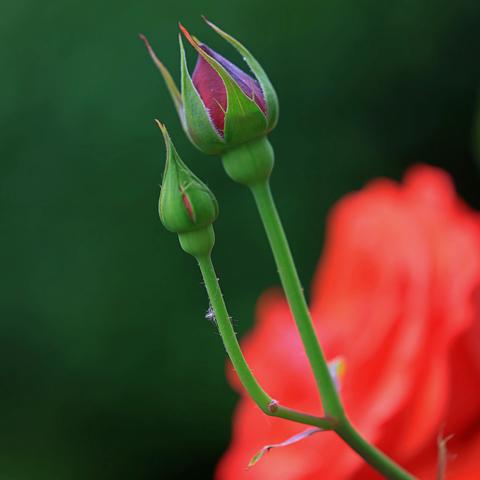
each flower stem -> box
[249,181,414,480]
[335,422,414,479]
[250,180,344,418]
[196,253,333,431]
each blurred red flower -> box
[216,165,480,479]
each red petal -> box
[192,53,227,135]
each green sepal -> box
[179,36,226,155]
[180,24,268,148]
[202,17,279,131]
[178,225,215,257]
[140,34,183,119]
[222,137,274,187]
[157,121,219,233]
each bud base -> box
[178,225,215,258]
[221,137,274,187]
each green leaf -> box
[202,17,279,131]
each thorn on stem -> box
[268,400,279,413]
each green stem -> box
[249,180,414,480]
[196,254,333,431]
[250,181,344,418]
[336,422,414,479]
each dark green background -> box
[1,1,480,478]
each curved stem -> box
[196,254,333,431]
[250,181,344,418]
[249,180,414,480]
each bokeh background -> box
[1,1,480,478]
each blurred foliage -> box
[1,0,480,478]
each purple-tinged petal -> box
[201,44,266,115]
[191,43,267,135]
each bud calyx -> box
[157,121,219,234]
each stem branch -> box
[196,254,333,431]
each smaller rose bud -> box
[157,121,219,256]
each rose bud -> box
[156,121,218,257]
[140,18,278,155]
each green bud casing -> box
[222,136,275,187]
[157,121,219,241]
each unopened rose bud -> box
[156,121,218,256]
[141,18,278,155]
